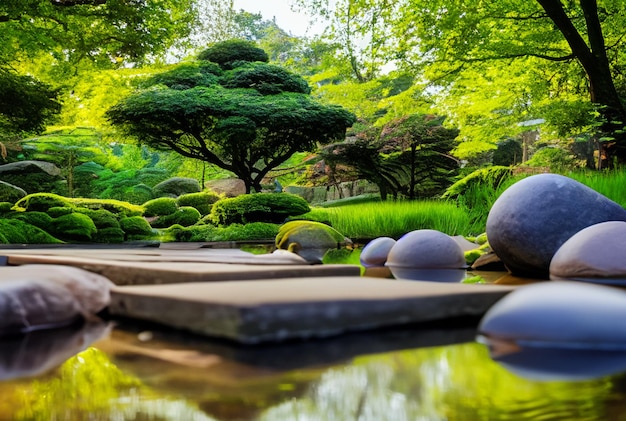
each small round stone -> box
[550,221,626,283]
[360,237,396,268]
[385,229,466,281]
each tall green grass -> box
[566,169,626,208]
[304,200,475,240]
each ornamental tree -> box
[107,40,356,193]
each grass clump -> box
[302,200,473,239]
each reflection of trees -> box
[261,343,616,420]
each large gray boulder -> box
[486,174,626,277]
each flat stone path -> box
[109,277,515,343]
[0,248,359,285]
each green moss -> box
[69,198,143,217]
[143,197,178,217]
[9,211,54,230]
[47,206,75,218]
[0,202,13,214]
[14,193,74,212]
[92,227,125,243]
[52,213,98,241]
[209,193,310,226]
[0,218,64,244]
[176,192,221,216]
[152,206,201,228]
[166,222,278,242]
[77,208,120,229]
[120,216,154,240]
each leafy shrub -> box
[52,213,98,241]
[143,197,178,217]
[77,208,121,229]
[176,192,221,216]
[0,219,64,244]
[14,193,73,212]
[198,39,269,69]
[120,216,154,240]
[209,193,310,226]
[524,147,577,170]
[152,206,201,228]
[153,177,201,197]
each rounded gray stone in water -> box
[385,229,466,281]
[550,221,626,283]
[360,237,396,268]
[478,281,626,350]
[486,174,626,277]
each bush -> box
[0,219,63,244]
[120,216,154,240]
[47,206,75,218]
[143,197,178,217]
[52,213,98,241]
[166,222,278,242]
[209,193,310,226]
[442,166,512,199]
[153,177,201,197]
[77,208,121,229]
[0,202,13,214]
[152,206,201,228]
[69,198,143,217]
[176,192,221,216]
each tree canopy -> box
[107,40,356,193]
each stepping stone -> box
[108,277,515,343]
[1,253,359,286]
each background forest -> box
[1,0,626,245]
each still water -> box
[2,318,626,421]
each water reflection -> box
[1,322,626,420]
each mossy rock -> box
[69,198,143,217]
[276,220,352,263]
[0,202,15,214]
[52,213,98,241]
[209,193,310,226]
[14,193,74,212]
[153,177,201,197]
[152,206,201,228]
[47,206,75,218]
[120,216,154,240]
[0,218,64,244]
[143,197,179,217]
[10,211,54,231]
[177,192,221,216]
[92,227,125,243]
[77,208,121,229]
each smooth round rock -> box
[486,174,626,277]
[478,281,626,350]
[385,229,466,281]
[360,237,396,268]
[550,221,626,283]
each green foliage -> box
[567,168,626,208]
[120,216,154,240]
[151,206,201,228]
[143,197,178,217]
[9,211,53,230]
[142,62,220,89]
[524,147,578,171]
[167,222,279,242]
[0,218,63,244]
[442,166,512,199]
[209,193,310,226]
[52,213,97,241]
[493,138,523,166]
[107,44,356,193]
[69,198,143,217]
[153,177,201,197]
[176,192,221,216]
[47,206,75,218]
[198,39,269,69]
[221,62,311,95]
[77,209,120,229]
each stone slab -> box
[1,253,359,286]
[109,277,515,343]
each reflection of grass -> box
[302,201,475,240]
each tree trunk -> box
[537,0,626,165]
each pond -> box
[3,314,626,421]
